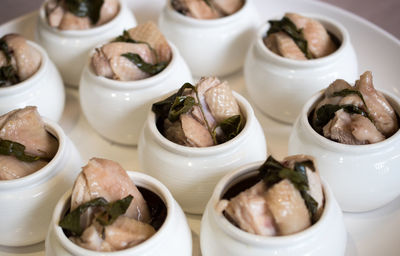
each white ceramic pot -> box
[35,0,137,87]
[158,0,260,77]
[138,92,267,214]
[45,171,192,256]
[0,41,65,121]
[288,90,400,212]
[244,15,358,124]
[79,42,192,146]
[0,118,83,247]
[200,161,346,256]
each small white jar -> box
[288,90,400,212]
[158,0,260,77]
[35,0,137,87]
[138,92,267,214]
[0,41,65,121]
[200,161,346,256]
[0,118,83,247]
[45,171,192,256]
[79,42,192,146]
[244,15,358,124]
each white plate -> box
[1,0,399,255]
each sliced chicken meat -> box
[46,0,119,30]
[0,106,58,159]
[285,13,337,58]
[71,158,151,223]
[264,32,307,60]
[356,71,398,137]
[127,21,172,63]
[282,155,324,218]
[351,114,385,143]
[204,81,241,123]
[323,109,362,145]
[213,0,244,15]
[324,79,353,98]
[70,221,114,252]
[221,181,277,236]
[265,179,311,235]
[0,155,48,180]
[172,0,221,19]
[2,34,41,81]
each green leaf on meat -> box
[0,65,20,87]
[267,17,313,59]
[64,0,104,24]
[121,52,167,76]
[0,38,13,62]
[216,115,244,143]
[0,139,40,162]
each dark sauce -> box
[327,31,341,49]
[222,174,260,200]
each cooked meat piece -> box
[356,71,398,137]
[191,77,220,128]
[351,114,385,143]
[103,216,156,250]
[0,106,58,159]
[2,34,41,81]
[71,158,151,223]
[59,11,91,30]
[71,221,114,252]
[0,51,7,67]
[0,155,48,180]
[91,49,114,78]
[282,155,324,218]
[323,109,363,145]
[94,42,156,80]
[222,181,277,236]
[127,22,172,63]
[213,0,243,15]
[324,79,353,98]
[180,113,214,147]
[172,0,221,19]
[204,81,240,123]
[265,179,311,235]
[47,5,64,28]
[97,0,119,26]
[285,13,337,58]
[264,32,307,60]
[339,94,364,109]
[163,118,189,146]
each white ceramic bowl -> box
[138,92,267,214]
[0,118,83,247]
[158,0,260,77]
[79,42,192,146]
[0,41,65,121]
[288,90,400,212]
[244,14,358,124]
[45,171,192,256]
[200,161,346,256]
[35,0,137,87]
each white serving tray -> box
[1,0,399,255]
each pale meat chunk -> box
[339,94,364,108]
[204,81,240,123]
[91,49,114,78]
[71,158,151,223]
[222,181,277,236]
[213,0,243,15]
[127,22,172,63]
[265,32,307,60]
[282,155,324,218]
[47,5,64,28]
[3,34,41,81]
[0,155,48,180]
[172,0,221,19]
[71,221,114,252]
[163,119,190,146]
[59,12,91,30]
[323,109,363,145]
[351,114,385,144]
[109,56,149,81]
[285,13,337,58]
[180,113,214,147]
[324,79,353,98]
[356,71,398,137]
[0,51,7,67]
[191,77,220,128]
[265,179,311,235]
[97,0,119,26]
[0,106,58,159]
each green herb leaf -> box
[121,52,167,76]
[59,197,108,236]
[258,156,319,222]
[0,139,40,162]
[168,96,196,122]
[114,30,159,62]
[267,17,313,59]
[0,38,12,63]
[216,115,244,143]
[59,195,133,236]
[0,65,20,87]
[203,0,212,7]
[65,0,104,24]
